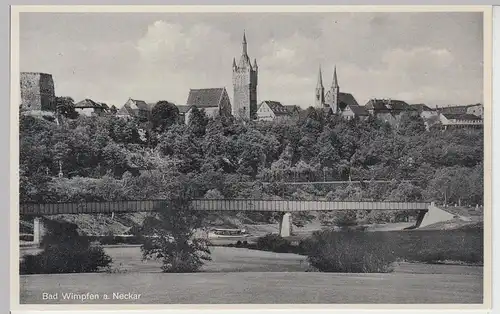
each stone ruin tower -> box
[20,72,56,112]
[232,31,258,120]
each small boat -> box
[207,228,250,239]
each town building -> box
[74,99,109,117]
[315,66,369,120]
[183,87,232,124]
[177,105,192,124]
[466,104,483,118]
[20,72,56,112]
[410,103,433,113]
[438,113,483,130]
[364,98,419,125]
[256,101,292,121]
[411,104,440,131]
[116,98,154,120]
[437,104,483,119]
[438,105,469,115]
[232,32,258,121]
[284,105,302,116]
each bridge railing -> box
[19,199,431,216]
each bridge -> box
[20,199,433,245]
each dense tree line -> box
[20,105,483,207]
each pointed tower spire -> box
[242,30,248,56]
[330,65,340,114]
[232,57,237,69]
[253,58,258,69]
[315,65,325,107]
[317,65,324,88]
[332,65,339,88]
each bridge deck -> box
[19,199,430,216]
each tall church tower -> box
[315,66,325,107]
[329,66,340,114]
[232,31,258,120]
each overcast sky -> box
[19,12,484,108]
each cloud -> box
[136,20,235,72]
[20,13,483,108]
[382,47,455,71]
[130,20,241,104]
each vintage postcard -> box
[10,5,492,311]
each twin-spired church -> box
[314,66,369,120]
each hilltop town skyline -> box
[20,12,483,108]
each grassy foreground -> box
[20,247,483,304]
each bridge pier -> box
[417,202,455,228]
[278,212,292,237]
[33,217,46,247]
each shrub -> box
[256,233,292,253]
[20,234,34,242]
[298,237,315,255]
[140,199,211,273]
[20,219,112,274]
[305,230,396,273]
[21,243,112,274]
[334,210,358,229]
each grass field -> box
[20,246,483,304]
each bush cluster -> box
[255,233,294,253]
[305,230,397,273]
[20,219,113,274]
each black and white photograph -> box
[12,5,491,308]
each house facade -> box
[364,98,419,125]
[438,104,484,119]
[117,98,153,120]
[439,113,483,130]
[256,101,292,121]
[74,99,109,117]
[183,87,232,124]
[466,104,483,118]
[412,104,440,131]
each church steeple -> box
[233,30,258,121]
[317,65,324,88]
[242,30,248,56]
[332,65,339,88]
[315,65,325,107]
[330,65,340,114]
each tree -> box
[109,105,118,115]
[55,96,79,119]
[151,101,179,133]
[188,106,209,137]
[334,210,359,229]
[140,198,211,273]
[397,112,426,136]
[425,166,476,206]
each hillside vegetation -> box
[20,107,483,233]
